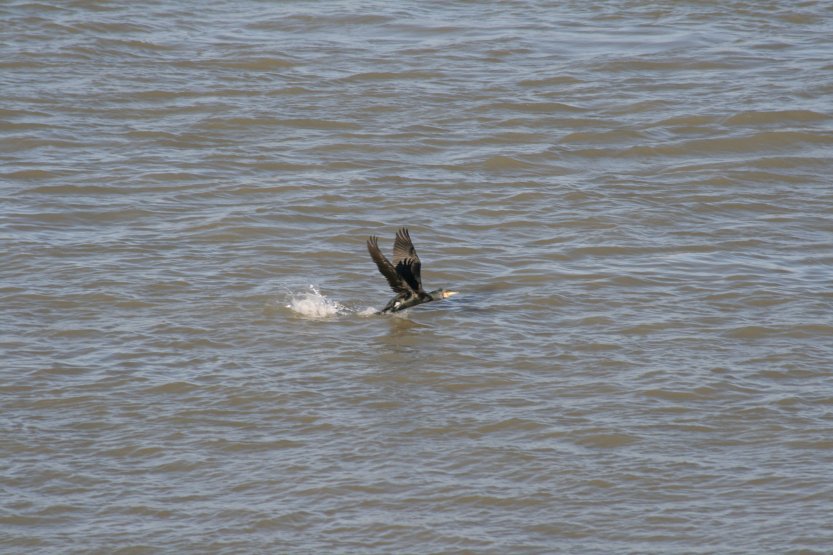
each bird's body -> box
[367,228,456,314]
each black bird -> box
[367,227,457,313]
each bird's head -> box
[432,289,458,300]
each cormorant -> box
[367,227,457,314]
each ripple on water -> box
[3,1,833,553]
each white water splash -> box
[285,285,348,318]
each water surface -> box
[2,1,832,553]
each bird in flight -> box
[367,227,457,314]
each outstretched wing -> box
[392,227,423,292]
[367,235,412,294]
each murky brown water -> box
[3,1,833,553]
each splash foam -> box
[286,285,347,318]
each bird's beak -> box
[443,291,459,299]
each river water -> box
[3,1,832,553]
